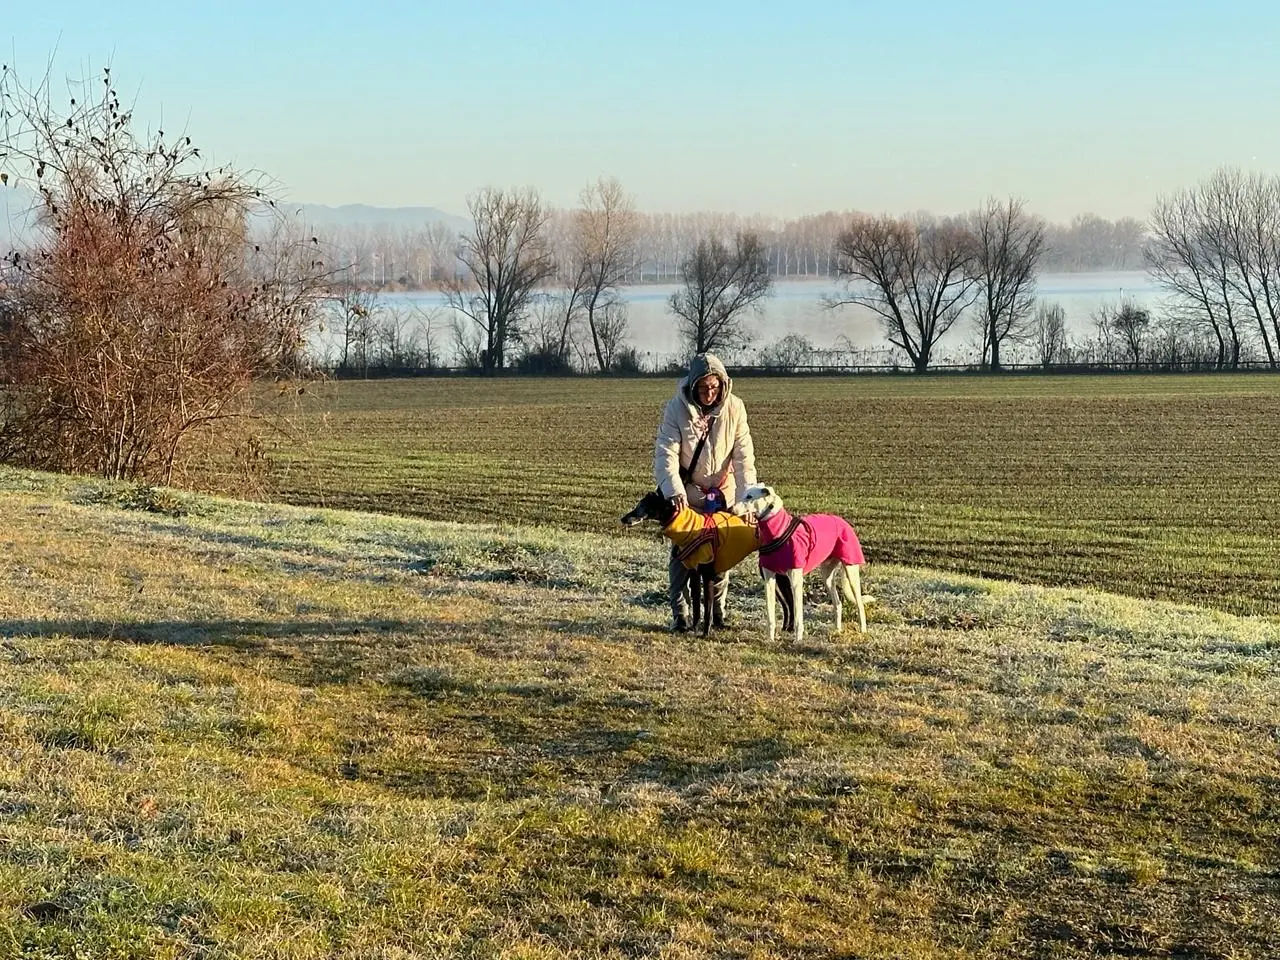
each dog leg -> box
[689,568,702,636]
[843,564,867,633]
[762,570,778,643]
[826,565,843,634]
[788,568,805,645]
[700,564,715,637]
[776,574,795,634]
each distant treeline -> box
[314,210,1146,290]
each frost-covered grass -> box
[0,466,1277,958]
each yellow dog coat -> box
[662,508,759,574]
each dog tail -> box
[840,566,876,605]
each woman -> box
[653,353,757,631]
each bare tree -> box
[971,197,1045,370]
[832,214,979,372]
[415,305,442,369]
[1031,301,1068,368]
[1208,169,1280,366]
[542,215,590,366]
[443,187,555,373]
[1115,304,1151,365]
[1146,169,1280,369]
[330,277,378,375]
[0,65,327,484]
[572,177,638,370]
[669,232,772,354]
[590,300,630,370]
[1146,188,1242,369]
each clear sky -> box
[5,1,1277,222]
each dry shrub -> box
[0,65,328,485]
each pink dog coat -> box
[756,508,864,574]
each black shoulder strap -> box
[678,418,714,485]
[758,516,804,556]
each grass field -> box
[264,374,1280,617]
[1,467,1277,958]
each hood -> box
[681,353,732,412]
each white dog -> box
[733,484,868,644]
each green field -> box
[4,373,1279,957]
[266,374,1280,617]
[1,469,1277,958]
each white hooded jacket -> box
[653,353,757,509]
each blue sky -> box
[5,1,1277,221]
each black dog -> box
[621,490,719,636]
[621,489,771,638]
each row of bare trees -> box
[1031,300,1235,370]
[434,194,1058,375]
[324,284,443,376]
[830,198,1047,372]
[442,178,642,374]
[340,171,1279,376]
[746,299,1234,374]
[436,178,785,373]
[316,208,1145,291]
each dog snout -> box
[620,508,646,527]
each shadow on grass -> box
[0,617,427,648]
[1,615,813,801]
[0,617,472,686]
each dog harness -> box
[756,508,864,575]
[662,507,760,574]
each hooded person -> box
[653,353,757,631]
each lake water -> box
[326,270,1159,368]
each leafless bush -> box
[0,65,328,484]
[1093,302,1151,365]
[519,294,577,374]
[1031,302,1068,368]
[758,334,817,371]
[373,306,431,371]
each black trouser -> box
[669,544,729,623]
